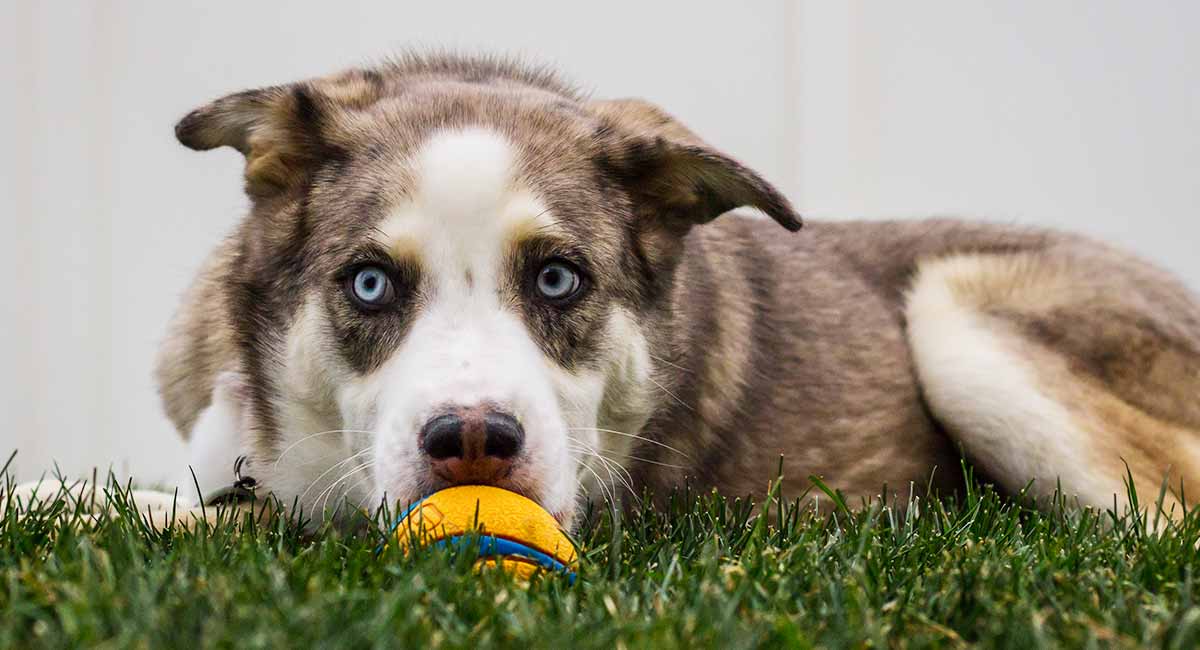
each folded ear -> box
[589,99,801,233]
[176,85,314,197]
[175,71,383,198]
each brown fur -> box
[158,53,1200,520]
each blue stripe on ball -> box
[441,535,577,583]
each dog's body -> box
[156,54,1200,528]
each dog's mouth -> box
[401,468,576,530]
[400,488,575,530]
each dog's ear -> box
[175,72,383,198]
[588,98,801,233]
[176,85,322,198]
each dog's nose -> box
[420,407,524,485]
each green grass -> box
[2,466,1199,649]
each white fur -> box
[579,309,655,501]
[174,371,247,505]
[906,260,1124,507]
[265,300,374,520]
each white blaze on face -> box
[364,128,577,520]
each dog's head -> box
[174,55,799,527]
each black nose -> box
[419,408,525,461]
[420,414,464,460]
[482,411,524,459]
[420,407,525,486]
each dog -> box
[152,53,1200,530]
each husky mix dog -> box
[155,54,1200,529]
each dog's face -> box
[175,57,799,527]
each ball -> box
[390,485,577,582]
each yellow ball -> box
[390,485,577,582]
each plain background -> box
[2,2,1198,484]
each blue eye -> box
[536,261,583,302]
[349,266,395,309]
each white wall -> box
[1,1,794,484]
[795,2,1200,276]
[2,1,1197,485]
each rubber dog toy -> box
[390,485,577,582]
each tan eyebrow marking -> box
[504,213,558,247]
[500,190,562,250]
[384,235,423,263]
[372,205,425,265]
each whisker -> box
[574,445,685,470]
[568,438,636,486]
[576,459,615,507]
[568,439,637,501]
[647,375,694,413]
[316,461,375,517]
[334,473,377,518]
[648,352,692,374]
[567,426,691,459]
[593,454,638,501]
[273,429,375,469]
[326,467,377,519]
[590,464,617,506]
[575,460,605,499]
[621,456,682,469]
[298,448,372,504]
[569,445,630,491]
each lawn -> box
[2,466,1198,649]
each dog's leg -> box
[4,373,246,522]
[907,251,1200,519]
[4,478,265,532]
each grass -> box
[2,464,1199,649]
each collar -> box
[203,455,259,506]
